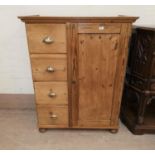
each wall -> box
[0,5,155,94]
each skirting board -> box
[0,94,35,110]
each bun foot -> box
[39,128,47,133]
[110,129,118,134]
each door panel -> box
[77,34,120,126]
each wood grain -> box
[34,82,68,105]
[69,23,79,127]
[77,34,120,127]
[31,54,67,81]
[78,120,111,128]
[26,24,66,53]
[20,16,138,130]
[37,105,68,127]
[78,23,121,34]
[19,16,139,24]
[66,23,74,127]
[110,23,132,126]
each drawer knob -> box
[99,25,104,30]
[43,36,54,44]
[47,66,55,72]
[49,92,56,97]
[49,113,57,119]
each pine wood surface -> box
[19,16,138,131]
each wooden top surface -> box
[18,16,139,23]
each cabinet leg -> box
[110,129,118,134]
[39,128,47,133]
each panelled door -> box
[70,23,121,128]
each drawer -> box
[31,54,67,81]
[37,105,68,126]
[78,23,121,34]
[26,24,66,53]
[34,82,68,105]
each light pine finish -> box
[66,23,79,127]
[37,105,68,127]
[110,23,132,126]
[34,82,68,105]
[78,23,121,34]
[77,33,120,127]
[19,16,138,23]
[19,16,138,132]
[31,54,67,81]
[26,24,66,53]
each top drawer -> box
[78,23,121,34]
[26,24,66,53]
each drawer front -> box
[37,105,68,126]
[34,82,68,105]
[31,54,67,81]
[26,24,66,53]
[78,23,121,34]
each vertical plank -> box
[67,23,79,127]
[66,23,74,127]
[110,23,132,126]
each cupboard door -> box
[71,29,120,127]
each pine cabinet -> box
[19,16,138,133]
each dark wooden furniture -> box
[121,26,155,135]
[19,16,138,132]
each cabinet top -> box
[18,16,139,23]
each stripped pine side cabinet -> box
[19,16,138,133]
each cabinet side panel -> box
[110,23,132,126]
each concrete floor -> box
[0,109,155,149]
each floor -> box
[0,109,155,150]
